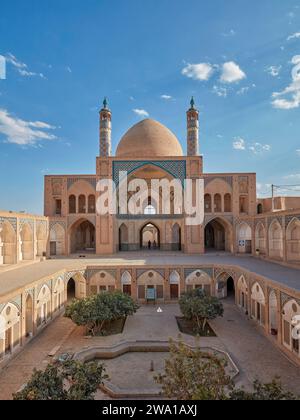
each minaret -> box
[186,97,199,156]
[99,97,112,157]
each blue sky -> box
[0,0,299,214]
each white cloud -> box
[212,85,228,97]
[233,137,271,154]
[272,55,300,109]
[133,109,149,118]
[220,61,246,83]
[284,174,300,180]
[222,29,236,37]
[6,53,45,79]
[267,65,282,77]
[0,109,57,146]
[237,86,250,95]
[161,95,173,100]
[287,32,300,41]
[248,143,271,154]
[5,53,27,70]
[19,69,46,79]
[272,92,300,110]
[233,137,246,150]
[28,121,56,129]
[182,63,214,81]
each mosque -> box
[0,98,300,369]
[44,98,258,256]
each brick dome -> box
[116,119,183,158]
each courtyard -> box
[0,299,299,400]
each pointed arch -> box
[88,194,96,214]
[282,300,300,357]
[216,271,235,299]
[119,223,129,252]
[251,282,266,325]
[0,221,16,265]
[237,222,252,254]
[269,219,283,260]
[121,271,132,296]
[50,223,65,256]
[186,270,212,295]
[25,294,33,337]
[286,218,300,262]
[214,193,222,213]
[78,195,86,214]
[255,222,266,255]
[36,223,47,257]
[204,194,212,213]
[69,195,76,214]
[237,275,248,311]
[69,219,95,254]
[169,270,180,300]
[54,277,65,310]
[89,270,116,295]
[0,303,21,358]
[269,290,278,335]
[172,223,181,251]
[224,193,232,213]
[140,222,160,250]
[19,223,34,261]
[205,216,233,253]
[36,285,51,327]
[137,270,165,301]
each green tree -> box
[230,379,298,400]
[13,360,108,400]
[179,289,224,333]
[65,290,139,336]
[156,341,298,401]
[155,340,232,400]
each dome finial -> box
[190,96,195,109]
[103,97,108,109]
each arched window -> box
[237,276,248,312]
[269,220,283,259]
[204,194,212,213]
[88,195,96,213]
[0,303,21,358]
[237,222,252,254]
[257,203,263,214]
[269,290,278,335]
[287,219,300,262]
[224,194,232,213]
[251,283,266,325]
[255,223,266,254]
[144,205,156,215]
[78,195,86,213]
[239,196,248,214]
[119,224,129,252]
[50,224,65,256]
[69,195,76,214]
[214,194,222,213]
[282,300,300,357]
[172,223,181,251]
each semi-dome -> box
[116,119,183,158]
